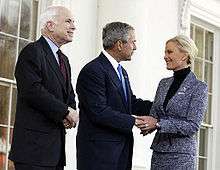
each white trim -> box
[5,84,13,170]
[190,2,220,27]
[0,78,16,85]
[0,124,13,128]
[211,28,220,170]
[179,0,190,34]
[191,17,216,33]
[36,0,42,38]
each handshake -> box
[63,107,79,129]
[134,116,158,136]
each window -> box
[0,0,41,169]
[190,23,214,170]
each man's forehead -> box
[128,31,135,39]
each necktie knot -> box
[56,49,63,59]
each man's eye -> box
[166,50,173,54]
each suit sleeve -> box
[157,83,208,136]
[131,94,152,115]
[76,65,135,134]
[15,45,68,124]
[68,83,76,110]
[150,80,163,119]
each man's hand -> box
[64,107,79,129]
[135,116,157,132]
[63,119,74,129]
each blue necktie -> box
[117,64,127,102]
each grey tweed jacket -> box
[150,71,208,155]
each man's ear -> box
[46,21,55,32]
[116,40,123,51]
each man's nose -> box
[164,55,168,60]
[70,22,76,30]
[133,44,137,50]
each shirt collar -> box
[102,50,120,77]
[43,36,59,57]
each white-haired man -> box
[9,6,78,170]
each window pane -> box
[19,39,30,54]
[8,159,15,170]
[20,0,38,40]
[195,26,204,58]
[199,128,208,156]
[198,158,207,170]
[0,34,17,80]
[0,0,20,36]
[190,24,194,39]
[0,85,10,125]
[10,88,17,126]
[204,62,213,93]
[194,58,203,80]
[205,31,213,62]
[0,127,8,170]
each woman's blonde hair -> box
[166,35,198,64]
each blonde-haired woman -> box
[149,35,208,169]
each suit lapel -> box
[99,53,129,109]
[39,37,67,94]
[159,78,172,113]
[165,72,196,111]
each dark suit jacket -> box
[9,36,76,166]
[76,52,152,170]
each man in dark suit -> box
[9,6,78,170]
[76,22,155,170]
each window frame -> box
[0,0,52,169]
[191,16,220,170]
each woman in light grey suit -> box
[149,35,208,169]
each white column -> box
[178,0,191,35]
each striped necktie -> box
[56,49,67,81]
[117,64,127,102]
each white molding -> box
[0,77,16,85]
[180,0,220,35]
[211,28,220,170]
[190,2,220,27]
[179,0,191,35]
